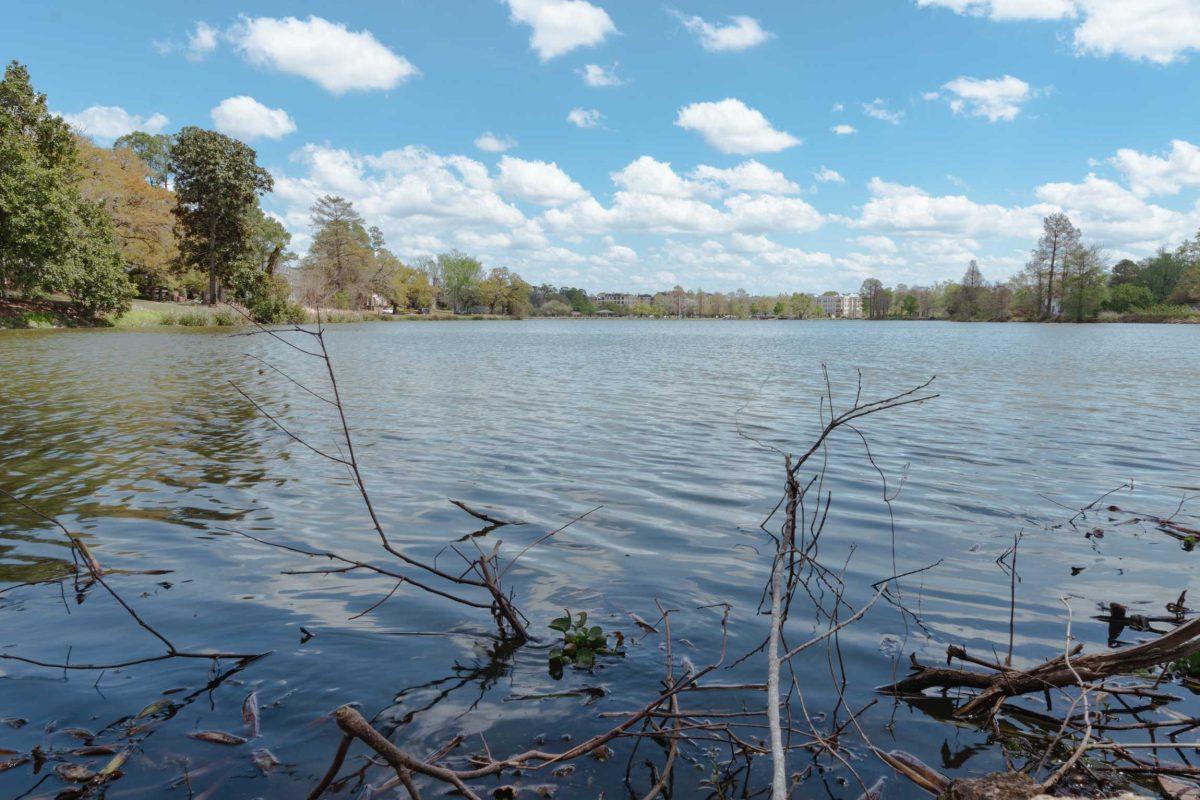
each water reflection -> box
[1,321,1198,798]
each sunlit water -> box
[1,320,1197,798]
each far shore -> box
[3,296,1197,331]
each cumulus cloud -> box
[672,11,771,51]
[935,75,1033,121]
[814,166,844,183]
[862,98,904,124]
[567,107,604,128]
[496,156,588,205]
[230,15,418,93]
[1111,139,1200,197]
[853,235,899,253]
[918,0,1200,64]
[691,161,801,194]
[675,98,800,154]
[59,106,168,141]
[856,177,1053,238]
[609,156,800,199]
[211,96,297,140]
[505,0,617,61]
[578,63,624,86]
[831,124,857,135]
[187,22,218,60]
[1034,173,1200,246]
[1074,0,1200,64]
[475,132,517,152]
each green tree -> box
[1109,258,1141,286]
[1136,249,1189,303]
[113,131,173,187]
[0,61,78,298]
[0,61,133,316]
[1033,213,1081,318]
[168,127,272,304]
[438,251,483,312]
[949,260,986,320]
[1060,244,1108,322]
[1169,264,1200,305]
[232,206,298,321]
[61,201,135,316]
[901,294,919,318]
[559,286,595,315]
[301,195,374,308]
[1103,282,1155,312]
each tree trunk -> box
[206,217,218,305]
[1045,240,1058,319]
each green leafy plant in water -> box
[547,610,624,679]
[1169,651,1200,679]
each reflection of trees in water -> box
[0,353,300,588]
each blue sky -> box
[8,0,1200,292]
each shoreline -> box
[3,297,1196,331]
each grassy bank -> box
[1,297,522,330]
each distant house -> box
[818,293,863,319]
[592,292,640,308]
[366,293,394,313]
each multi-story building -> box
[592,292,640,308]
[819,293,864,319]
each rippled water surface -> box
[1,320,1198,798]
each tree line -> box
[1,61,296,321]
[857,212,1200,323]
[290,195,535,317]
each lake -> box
[1,319,1197,798]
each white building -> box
[819,293,863,319]
[592,292,640,308]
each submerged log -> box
[881,617,1200,717]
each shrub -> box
[211,309,237,326]
[1121,304,1198,322]
[1103,283,1155,313]
[176,311,209,326]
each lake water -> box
[1,320,1198,798]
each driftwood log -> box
[882,616,1200,717]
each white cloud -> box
[59,106,168,141]
[814,166,844,183]
[210,96,297,140]
[578,63,624,86]
[831,102,845,113]
[1111,139,1200,196]
[230,15,418,93]
[918,0,1200,64]
[725,193,824,233]
[475,132,517,152]
[854,235,898,253]
[856,177,1053,238]
[862,98,904,124]
[567,107,604,128]
[937,75,1033,121]
[543,166,822,237]
[1034,173,1199,245]
[916,0,1076,21]
[1073,0,1200,64]
[496,156,588,206]
[187,22,218,60]
[673,12,771,52]
[691,161,801,194]
[609,156,799,199]
[611,156,699,198]
[504,0,617,61]
[831,124,858,135]
[675,98,800,154]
